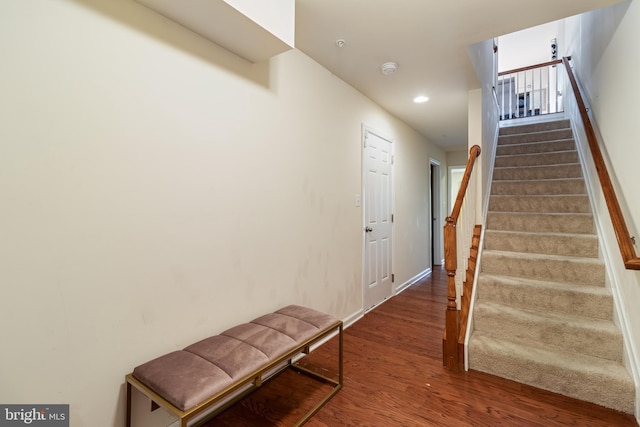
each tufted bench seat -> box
[125,305,343,427]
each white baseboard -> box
[343,308,364,329]
[346,267,433,329]
[395,268,432,295]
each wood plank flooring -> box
[204,267,637,426]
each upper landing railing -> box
[497,59,564,121]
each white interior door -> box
[363,126,393,311]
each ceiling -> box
[294,0,622,151]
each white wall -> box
[563,0,640,416]
[446,150,468,167]
[0,1,444,425]
[564,0,640,249]
[224,0,295,47]
[394,125,446,283]
[467,39,500,218]
[498,20,564,72]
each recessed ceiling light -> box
[414,95,429,103]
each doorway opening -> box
[448,166,465,214]
[429,160,442,267]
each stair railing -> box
[562,57,640,270]
[443,144,481,372]
[497,59,564,121]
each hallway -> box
[209,268,636,426]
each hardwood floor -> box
[204,267,637,426]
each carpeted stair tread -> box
[473,301,623,361]
[496,139,576,156]
[488,194,591,213]
[490,178,586,196]
[499,119,570,136]
[486,212,595,234]
[483,229,598,257]
[477,274,613,320]
[481,249,605,287]
[468,332,635,413]
[493,163,583,180]
[498,128,574,145]
[495,150,579,168]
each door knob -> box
[365,226,373,233]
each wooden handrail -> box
[498,59,562,76]
[443,144,481,372]
[562,57,640,270]
[449,145,482,221]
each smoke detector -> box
[381,62,399,75]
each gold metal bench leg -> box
[291,324,344,426]
[339,324,344,386]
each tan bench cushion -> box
[251,313,321,343]
[275,305,338,331]
[132,351,232,411]
[221,322,296,359]
[184,335,269,380]
[131,305,339,412]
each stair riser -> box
[491,179,586,196]
[468,339,634,414]
[496,139,576,156]
[493,164,582,180]
[473,305,622,361]
[477,277,613,320]
[486,212,595,234]
[499,129,574,144]
[499,120,571,136]
[481,253,605,286]
[484,231,598,258]
[495,151,578,168]
[489,195,591,213]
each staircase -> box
[468,119,635,413]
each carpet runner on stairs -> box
[468,119,635,413]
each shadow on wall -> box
[70,0,272,89]
[572,0,631,68]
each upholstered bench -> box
[125,305,343,427]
